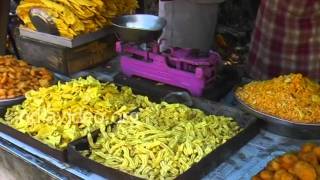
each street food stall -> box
[0,0,319,180]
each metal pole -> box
[0,0,10,55]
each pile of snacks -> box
[0,55,53,99]
[236,74,320,123]
[17,0,138,38]
[84,102,242,179]
[1,76,151,149]
[0,75,242,178]
[253,143,320,180]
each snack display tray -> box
[233,88,320,139]
[68,98,260,180]
[0,75,65,160]
[0,83,153,162]
[0,122,68,162]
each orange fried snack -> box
[0,55,53,99]
[253,143,320,180]
[236,74,320,124]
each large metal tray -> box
[68,97,260,180]
[0,82,149,162]
[0,122,67,162]
[0,77,71,162]
[233,88,320,139]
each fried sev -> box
[236,74,320,123]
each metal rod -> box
[0,0,10,55]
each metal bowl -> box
[112,14,166,43]
[29,8,60,35]
[233,87,320,139]
[0,96,25,107]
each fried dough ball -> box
[301,143,317,153]
[259,170,273,179]
[312,147,320,159]
[280,154,299,169]
[274,169,297,180]
[293,161,317,180]
[267,160,282,171]
[252,176,262,180]
[254,144,320,180]
[299,153,319,167]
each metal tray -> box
[68,98,260,180]
[0,122,67,162]
[0,86,67,162]
[0,82,149,162]
[233,88,320,139]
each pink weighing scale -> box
[112,15,221,96]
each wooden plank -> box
[0,0,10,55]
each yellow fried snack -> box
[16,0,139,38]
[1,76,151,150]
[84,102,241,179]
[236,74,320,123]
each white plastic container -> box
[159,0,225,52]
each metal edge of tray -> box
[0,122,67,162]
[0,133,82,179]
[67,131,143,180]
[233,87,320,139]
[0,96,25,107]
[67,99,260,180]
[0,75,69,162]
[19,26,113,48]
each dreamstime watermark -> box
[24,109,128,125]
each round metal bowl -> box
[29,8,60,35]
[112,14,167,43]
[0,96,25,107]
[233,87,320,139]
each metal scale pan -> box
[233,87,320,139]
[111,14,166,43]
